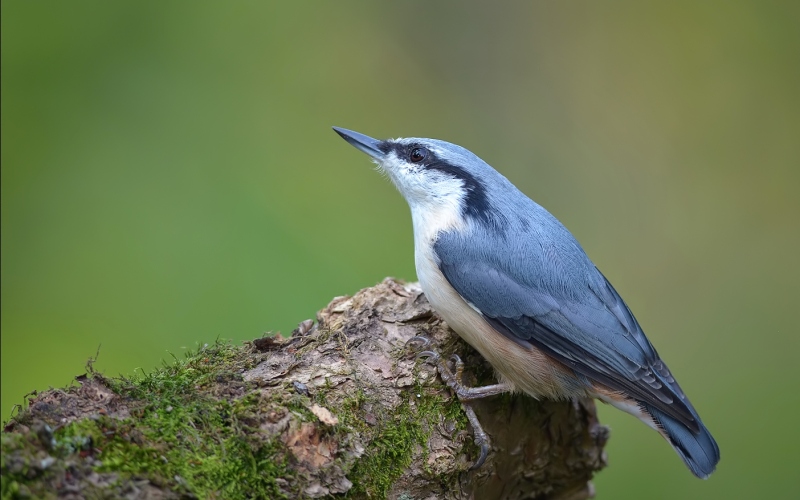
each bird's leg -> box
[444,353,495,469]
[417,350,507,469]
[417,350,511,401]
[406,337,511,469]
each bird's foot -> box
[407,338,510,469]
[415,350,511,401]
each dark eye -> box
[410,147,427,163]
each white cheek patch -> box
[379,155,464,206]
[377,154,411,191]
[375,147,470,247]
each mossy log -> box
[1,279,608,499]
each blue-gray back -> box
[433,189,700,431]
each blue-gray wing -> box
[434,229,699,431]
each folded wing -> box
[434,229,699,432]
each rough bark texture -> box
[1,279,609,499]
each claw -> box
[405,336,431,350]
[463,403,491,470]
[470,439,490,470]
[449,354,464,381]
[416,350,440,363]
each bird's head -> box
[333,127,503,228]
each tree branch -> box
[1,279,608,499]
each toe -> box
[405,336,431,349]
[416,350,440,363]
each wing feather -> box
[434,230,699,432]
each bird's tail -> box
[642,402,720,479]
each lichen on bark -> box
[1,278,608,499]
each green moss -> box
[344,397,424,498]
[1,433,42,499]
[336,388,368,432]
[344,382,469,499]
[3,338,481,499]
[2,340,292,500]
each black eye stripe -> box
[381,143,434,164]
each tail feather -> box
[643,402,720,479]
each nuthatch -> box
[333,127,720,479]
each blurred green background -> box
[2,1,798,498]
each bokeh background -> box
[3,1,799,498]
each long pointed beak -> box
[332,127,385,160]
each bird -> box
[332,126,720,479]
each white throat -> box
[409,195,467,308]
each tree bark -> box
[1,279,608,499]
